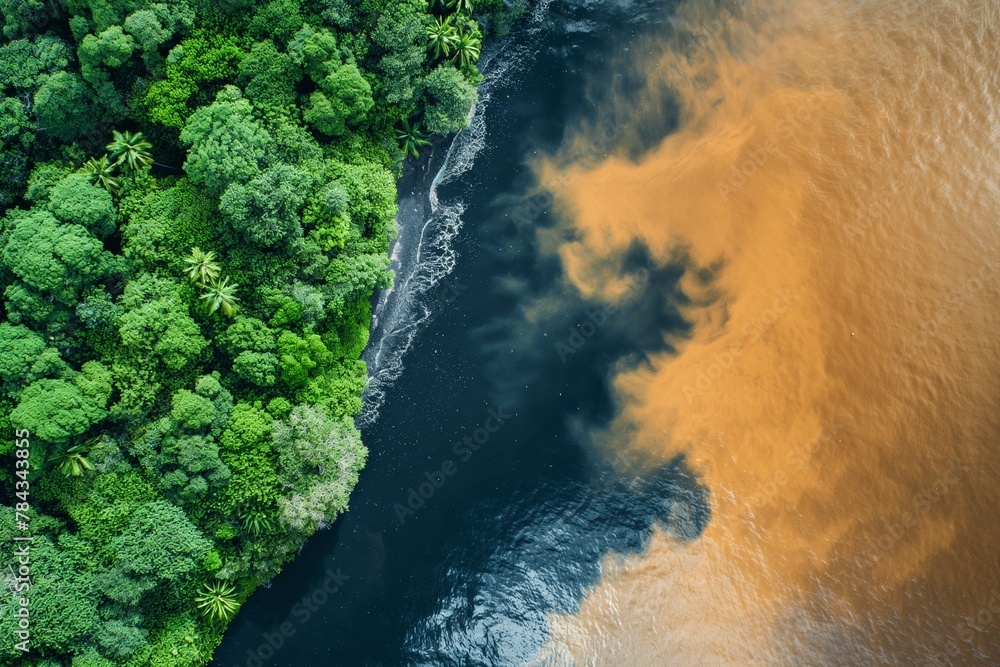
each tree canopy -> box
[179,87,271,196]
[0,0,507,662]
[2,210,115,306]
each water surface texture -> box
[214,0,1000,664]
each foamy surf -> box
[358,8,553,428]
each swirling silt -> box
[533,0,1000,663]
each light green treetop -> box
[179,86,272,196]
[1,210,114,305]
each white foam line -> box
[357,9,552,428]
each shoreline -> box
[360,136,457,427]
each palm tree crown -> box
[107,130,153,171]
[184,247,221,286]
[82,155,120,194]
[49,435,99,477]
[195,581,240,621]
[451,28,481,68]
[200,276,239,317]
[242,510,274,537]
[396,120,431,159]
[426,16,459,58]
[443,0,474,13]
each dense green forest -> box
[0,0,512,663]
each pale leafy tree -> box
[184,247,221,286]
[425,16,459,58]
[81,155,120,193]
[107,130,153,171]
[195,580,240,621]
[396,120,431,159]
[274,405,367,534]
[200,276,240,317]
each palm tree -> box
[81,155,120,193]
[396,120,431,159]
[184,247,221,286]
[200,276,239,317]
[241,510,273,537]
[195,581,240,622]
[426,16,459,59]
[444,0,474,13]
[451,28,481,68]
[49,435,99,477]
[107,130,153,171]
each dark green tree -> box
[287,24,339,82]
[370,0,429,107]
[219,165,310,247]
[421,66,477,135]
[0,35,71,90]
[0,97,33,208]
[102,500,213,603]
[237,40,301,111]
[247,0,304,45]
[32,71,98,141]
[0,322,65,396]
[304,64,374,137]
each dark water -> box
[211,2,705,666]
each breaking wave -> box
[358,4,556,427]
